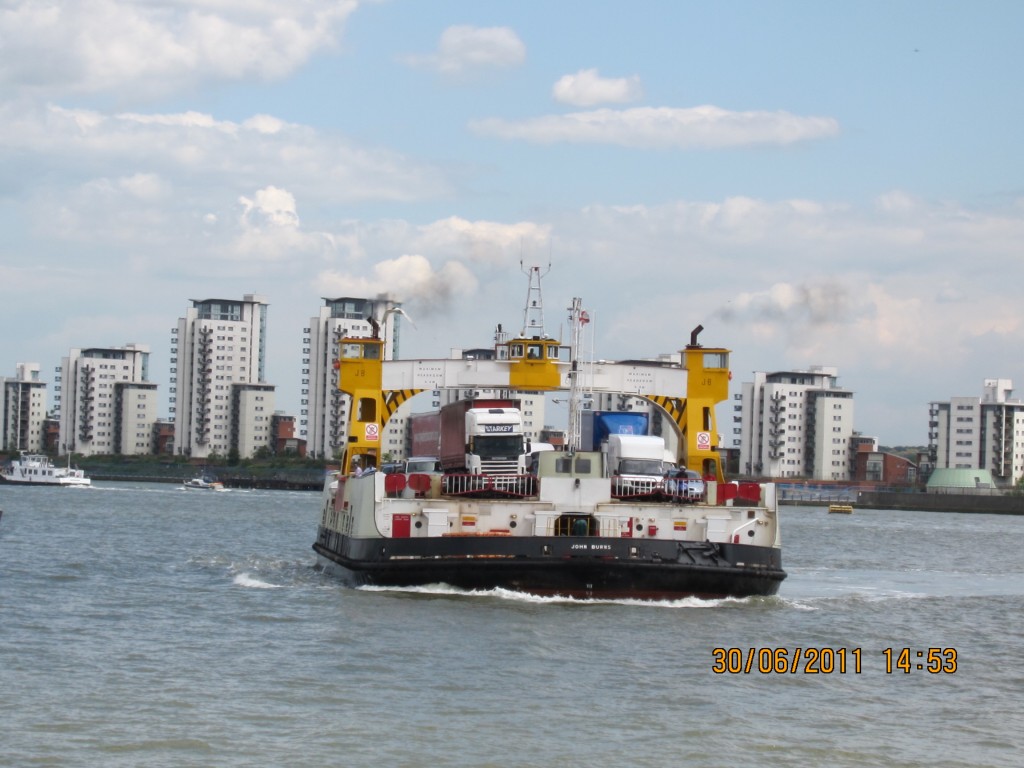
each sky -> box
[2,0,1023,447]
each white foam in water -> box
[233,572,280,589]
[357,583,748,608]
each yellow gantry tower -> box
[334,337,403,475]
[650,348,730,485]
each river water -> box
[1,482,1021,767]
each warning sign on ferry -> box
[696,431,711,450]
[365,424,380,441]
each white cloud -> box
[711,276,1024,379]
[416,217,552,265]
[0,102,450,203]
[486,192,1024,410]
[228,185,346,264]
[405,25,526,76]
[317,255,479,314]
[40,174,175,245]
[552,69,643,106]
[240,186,300,229]
[306,215,551,316]
[471,105,840,148]
[875,190,920,214]
[0,0,358,97]
[118,173,171,202]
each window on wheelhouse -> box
[341,341,381,360]
[704,351,728,369]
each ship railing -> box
[659,487,700,505]
[442,473,536,498]
[661,484,706,504]
[611,477,664,500]
[725,517,761,544]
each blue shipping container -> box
[581,410,650,451]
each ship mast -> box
[565,297,590,453]
[520,261,551,338]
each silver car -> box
[666,468,705,502]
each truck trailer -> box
[606,433,667,498]
[439,399,530,477]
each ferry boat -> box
[0,452,92,487]
[312,270,786,600]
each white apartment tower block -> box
[57,344,156,456]
[929,378,1024,486]
[171,295,275,459]
[303,297,403,460]
[116,381,159,455]
[1,363,48,452]
[736,366,855,480]
[233,383,277,455]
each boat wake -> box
[188,553,322,590]
[354,582,770,609]
[775,589,933,613]
[88,484,182,494]
[232,572,282,589]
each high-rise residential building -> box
[929,378,1024,486]
[1,363,48,452]
[171,294,274,459]
[303,297,403,460]
[57,344,156,456]
[735,366,855,480]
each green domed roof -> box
[926,468,996,491]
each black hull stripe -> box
[313,533,785,599]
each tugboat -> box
[312,269,785,600]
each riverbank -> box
[783,490,1024,515]
[74,460,331,491]
[88,473,326,491]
